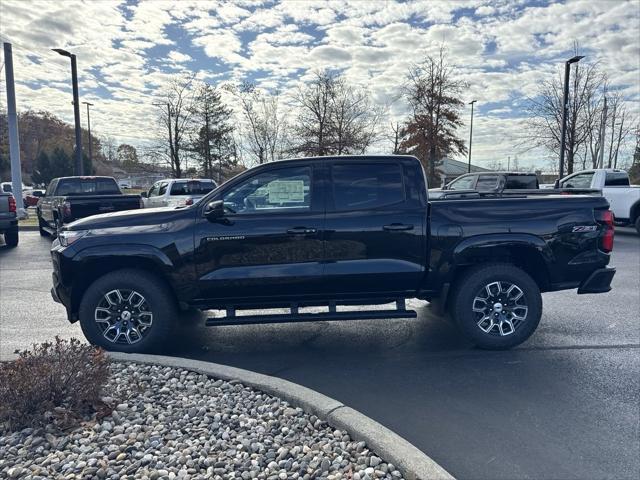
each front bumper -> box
[577,267,616,294]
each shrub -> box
[0,337,110,432]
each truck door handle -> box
[383,223,414,231]
[287,227,317,235]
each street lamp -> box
[468,100,477,173]
[82,102,94,164]
[53,48,83,175]
[558,54,585,179]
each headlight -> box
[58,230,89,247]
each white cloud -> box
[0,0,637,170]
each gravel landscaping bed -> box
[1,362,405,480]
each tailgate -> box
[68,195,140,219]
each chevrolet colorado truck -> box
[557,168,640,233]
[37,176,142,236]
[50,155,616,353]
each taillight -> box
[595,209,614,253]
[185,197,194,206]
[62,200,72,218]
[8,195,16,213]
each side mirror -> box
[205,200,225,219]
[140,191,148,198]
[554,179,560,189]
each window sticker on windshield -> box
[268,180,305,203]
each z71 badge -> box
[572,225,597,232]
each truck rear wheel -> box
[4,227,18,247]
[451,263,542,350]
[79,269,176,353]
[38,215,48,237]
[635,216,640,235]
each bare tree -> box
[293,71,335,156]
[292,70,381,156]
[101,136,118,164]
[399,47,468,183]
[154,74,196,178]
[525,52,606,175]
[606,93,634,169]
[389,122,402,154]
[225,83,288,164]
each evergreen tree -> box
[191,83,236,182]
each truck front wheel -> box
[635,216,640,235]
[451,264,542,350]
[79,269,176,353]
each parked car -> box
[118,180,132,189]
[141,178,217,208]
[50,155,615,354]
[1,181,29,194]
[429,172,539,198]
[556,169,640,233]
[37,176,142,236]
[0,192,18,247]
[24,189,45,207]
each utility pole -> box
[53,48,83,175]
[3,42,26,218]
[559,55,584,179]
[598,96,607,169]
[468,100,477,173]
[82,101,94,164]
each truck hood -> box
[65,206,194,230]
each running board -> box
[206,302,417,327]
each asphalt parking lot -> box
[1,230,638,480]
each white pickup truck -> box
[557,168,640,233]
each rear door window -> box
[331,163,404,211]
[604,172,630,186]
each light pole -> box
[53,48,83,175]
[468,100,477,173]
[82,102,94,164]
[559,55,584,179]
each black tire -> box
[4,227,18,247]
[79,269,177,353]
[451,263,542,350]
[635,216,640,236]
[38,215,49,237]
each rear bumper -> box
[577,267,616,294]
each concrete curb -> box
[18,225,39,231]
[108,352,455,480]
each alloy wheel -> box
[94,289,153,344]
[472,281,528,336]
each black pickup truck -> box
[37,176,142,236]
[50,155,616,353]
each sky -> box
[0,0,639,171]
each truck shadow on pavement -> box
[168,302,473,372]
